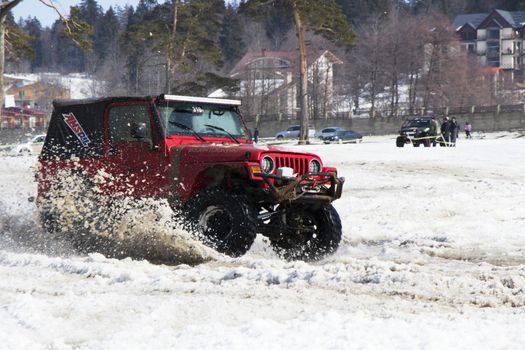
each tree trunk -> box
[166,0,180,93]
[292,3,309,144]
[0,14,5,111]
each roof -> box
[163,95,241,106]
[53,95,241,109]
[455,9,525,31]
[230,51,297,76]
[494,9,525,28]
[53,96,153,108]
[230,50,343,77]
[453,13,488,30]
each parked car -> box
[275,125,315,139]
[10,134,46,155]
[314,127,346,140]
[323,130,363,144]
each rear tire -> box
[183,187,257,257]
[270,204,342,261]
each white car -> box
[314,127,346,140]
[11,134,46,155]
[275,125,315,139]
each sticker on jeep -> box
[62,112,91,146]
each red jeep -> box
[37,95,344,261]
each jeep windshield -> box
[157,102,250,140]
[402,119,431,128]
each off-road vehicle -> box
[37,95,344,261]
[396,116,432,147]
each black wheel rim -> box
[198,206,234,243]
[283,209,319,248]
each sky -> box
[12,0,141,27]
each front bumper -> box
[260,172,344,204]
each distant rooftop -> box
[453,13,488,30]
[454,9,525,31]
[494,9,525,28]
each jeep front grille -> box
[273,155,310,175]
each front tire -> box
[184,187,257,257]
[270,204,342,261]
[396,136,405,147]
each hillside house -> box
[6,80,70,109]
[230,50,343,120]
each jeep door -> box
[104,102,170,197]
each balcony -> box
[501,31,520,40]
[500,63,514,69]
[476,49,486,55]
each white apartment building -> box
[454,9,525,83]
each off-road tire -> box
[270,204,342,261]
[396,136,405,147]
[183,187,257,257]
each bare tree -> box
[351,16,388,118]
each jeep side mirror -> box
[130,122,147,140]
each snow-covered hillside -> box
[1,134,525,349]
[5,73,102,100]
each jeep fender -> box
[173,163,250,204]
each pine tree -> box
[121,0,226,94]
[219,4,246,70]
[21,17,43,71]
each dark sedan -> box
[323,130,363,144]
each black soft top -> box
[41,96,154,160]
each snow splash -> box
[1,168,217,266]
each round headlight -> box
[309,159,321,173]
[261,156,275,174]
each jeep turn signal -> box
[250,164,263,175]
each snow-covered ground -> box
[1,133,525,349]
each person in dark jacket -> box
[253,127,259,143]
[430,116,440,147]
[449,117,459,146]
[441,117,450,146]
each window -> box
[487,28,500,40]
[157,103,249,139]
[108,104,151,142]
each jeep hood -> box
[168,142,318,163]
